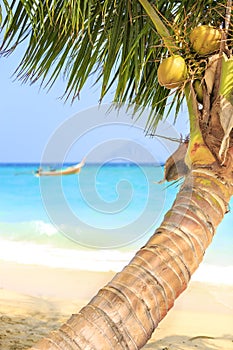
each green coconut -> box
[157,55,188,89]
[190,25,221,55]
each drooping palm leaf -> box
[0,0,229,130]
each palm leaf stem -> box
[138,0,177,54]
[184,84,216,167]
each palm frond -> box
[0,0,229,131]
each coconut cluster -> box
[157,25,221,90]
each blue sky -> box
[0,48,189,163]
[0,48,104,162]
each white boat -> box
[35,158,85,177]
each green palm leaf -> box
[0,0,228,130]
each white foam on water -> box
[0,238,232,286]
[191,263,233,286]
[32,220,59,236]
[0,238,135,272]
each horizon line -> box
[0,161,165,166]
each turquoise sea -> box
[0,163,232,285]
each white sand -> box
[0,261,232,349]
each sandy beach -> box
[0,260,232,350]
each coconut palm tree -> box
[1,0,233,349]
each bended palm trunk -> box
[29,166,232,350]
[1,1,233,349]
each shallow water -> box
[0,163,232,284]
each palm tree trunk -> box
[29,166,232,350]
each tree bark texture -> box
[29,166,232,350]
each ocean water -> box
[0,163,232,285]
